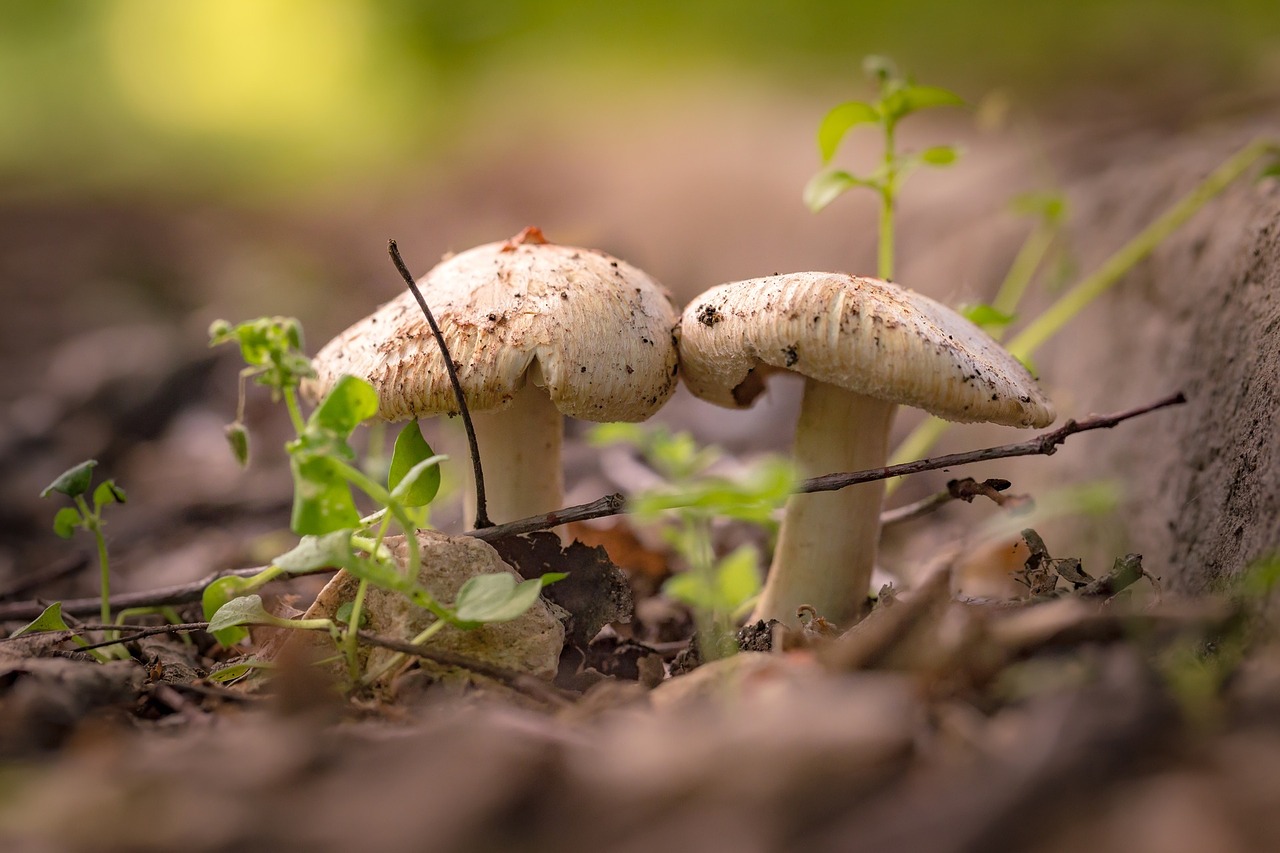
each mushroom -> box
[308,227,680,525]
[678,272,1054,627]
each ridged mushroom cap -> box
[308,228,680,422]
[679,272,1054,427]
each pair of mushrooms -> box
[309,228,1053,628]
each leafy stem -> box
[39,461,128,655]
[805,56,963,279]
[879,120,897,281]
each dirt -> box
[2,97,1280,851]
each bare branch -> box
[0,621,210,651]
[799,392,1186,495]
[0,566,282,622]
[355,629,573,707]
[469,392,1187,539]
[468,493,626,542]
[880,477,1018,527]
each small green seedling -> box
[207,316,561,686]
[590,424,796,655]
[804,55,964,281]
[37,460,129,658]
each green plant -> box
[31,460,129,658]
[804,55,964,281]
[206,317,561,685]
[589,423,796,655]
[886,138,1279,478]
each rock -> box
[302,530,565,683]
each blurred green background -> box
[3,0,1277,198]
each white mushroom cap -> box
[308,228,680,423]
[680,271,1054,427]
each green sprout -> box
[590,424,796,657]
[206,316,561,686]
[804,55,964,281]
[37,460,128,656]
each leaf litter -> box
[5,510,1277,853]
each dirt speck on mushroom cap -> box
[679,272,1054,428]
[308,233,681,423]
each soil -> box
[2,99,1280,852]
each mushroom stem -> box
[464,381,565,526]
[752,380,896,628]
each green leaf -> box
[334,601,369,628]
[285,375,380,535]
[274,530,355,574]
[92,480,126,509]
[202,573,276,646]
[289,454,362,535]
[663,546,762,615]
[817,101,880,163]
[41,460,97,498]
[225,422,250,466]
[662,572,711,609]
[451,572,563,628]
[1010,190,1068,224]
[52,506,82,539]
[210,317,315,393]
[919,144,960,166]
[880,84,965,123]
[11,601,74,637]
[388,422,442,507]
[389,456,446,507]
[959,302,1017,329]
[208,594,276,634]
[340,550,410,593]
[206,660,266,684]
[715,545,763,609]
[631,458,796,524]
[803,169,876,212]
[311,374,379,437]
[586,422,647,448]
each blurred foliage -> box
[0,0,1276,197]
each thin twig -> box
[2,622,211,652]
[355,629,573,707]
[0,566,284,622]
[880,477,1017,527]
[468,493,627,542]
[799,392,1187,495]
[389,239,492,529]
[469,392,1187,540]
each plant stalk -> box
[1007,138,1277,360]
